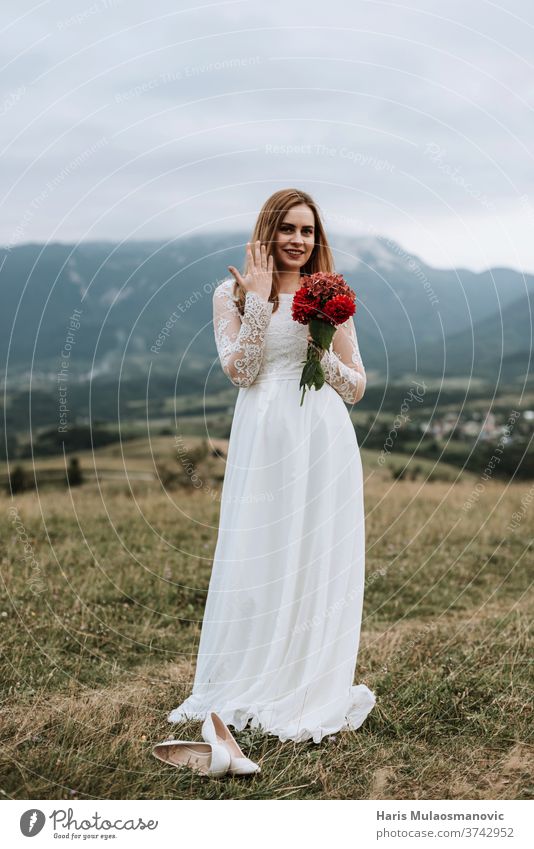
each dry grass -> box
[1,439,532,799]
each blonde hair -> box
[233,188,335,314]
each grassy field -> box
[1,437,532,800]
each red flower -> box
[300,272,355,302]
[291,288,321,324]
[321,294,356,326]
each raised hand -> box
[228,240,273,302]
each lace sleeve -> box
[320,316,366,404]
[213,280,273,387]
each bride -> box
[168,188,376,744]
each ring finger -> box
[254,239,262,269]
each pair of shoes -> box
[152,711,261,778]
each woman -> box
[168,188,376,743]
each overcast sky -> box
[2,0,534,272]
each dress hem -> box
[166,684,376,745]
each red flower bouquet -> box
[291,272,356,405]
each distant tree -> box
[67,457,83,487]
[20,425,130,458]
[8,464,26,494]
[156,462,180,489]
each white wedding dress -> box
[168,278,376,743]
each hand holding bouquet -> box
[291,272,357,406]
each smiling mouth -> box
[285,249,304,256]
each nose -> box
[290,232,304,246]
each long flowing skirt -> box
[168,375,376,743]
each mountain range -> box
[1,233,532,405]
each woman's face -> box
[271,203,316,272]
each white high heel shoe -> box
[152,739,231,777]
[202,712,261,776]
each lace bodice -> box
[212,278,366,404]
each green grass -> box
[0,438,532,799]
